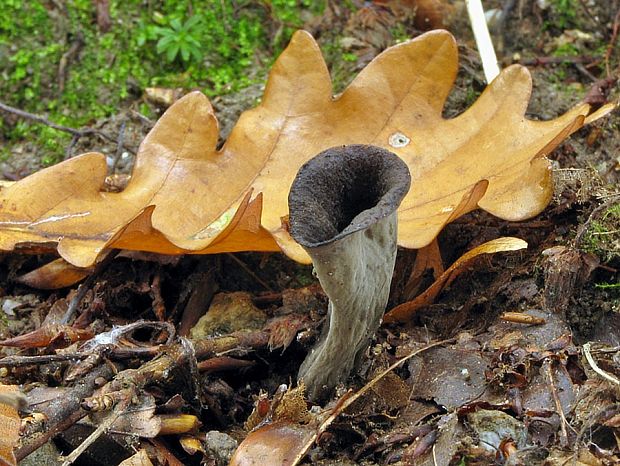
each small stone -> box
[190,292,268,339]
[205,430,238,466]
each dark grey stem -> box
[288,144,411,400]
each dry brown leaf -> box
[385,237,528,323]
[377,0,452,29]
[179,436,204,455]
[15,258,91,289]
[118,449,154,466]
[90,392,161,438]
[0,385,21,466]
[403,238,445,299]
[229,421,316,466]
[0,324,94,349]
[0,30,613,267]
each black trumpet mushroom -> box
[288,144,411,401]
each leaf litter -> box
[0,2,620,465]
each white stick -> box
[466,0,501,84]
[583,342,620,385]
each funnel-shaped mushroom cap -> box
[289,145,411,248]
[289,144,411,400]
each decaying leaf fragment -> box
[231,384,315,466]
[0,30,612,267]
[0,385,22,466]
[15,258,91,289]
[118,449,154,466]
[0,323,94,349]
[385,237,528,323]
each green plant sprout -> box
[154,16,203,63]
[595,282,620,290]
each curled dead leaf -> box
[385,237,528,323]
[15,258,91,289]
[157,414,201,435]
[0,324,94,349]
[179,435,204,455]
[229,422,315,466]
[0,30,613,267]
[231,384,315,466]
[118,449,154,466]
[500,311,546,325]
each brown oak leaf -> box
[0,30,613,267]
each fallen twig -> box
[0,101,136,157]
[58,32,85,94]
[150,270,166,321]
[16,363,117,460]
[60,249,120,325]
[0,353,89,366]
[605,8,620,77]
[590,345,620,354]
[109,119,127,172]
[583,342,620,385]
[97,330,270,403]
[543,358,570,447]
[60,388,133,466]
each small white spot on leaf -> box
[389,132,410,148]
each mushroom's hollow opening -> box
[334,171,383,233]
[288,145,410,246]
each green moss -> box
[390,23,410,43]
[581,202,620,263]
[552,43,580,57]
[294,267,315,287]
[546,0,578,30]
[0,0,324,164]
